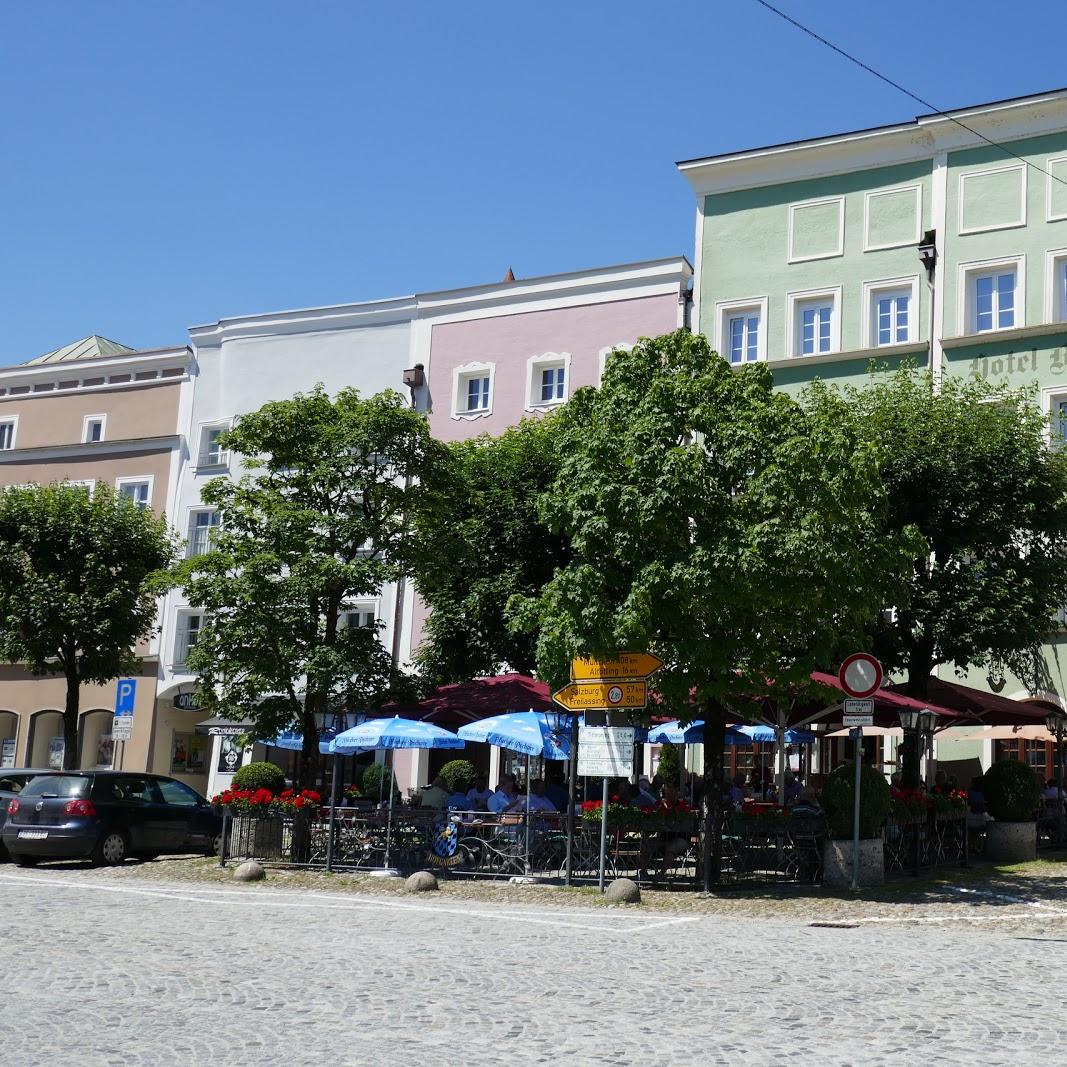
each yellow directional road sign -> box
[552,681,648,711]
[570,653,663,682]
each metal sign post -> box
[598,776,609,893]
[851,726,862,891]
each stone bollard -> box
[233,860,266,883]
[605,877,641,904]
[405,870,439,892]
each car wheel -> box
[91,831,128,867]
[13,854,38,868]
[206,832,223,858]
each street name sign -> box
[552,681,647,711]
[112,678,137,741]
[843,698,874,728]
[577,726,635,777]
[570,653,664,682]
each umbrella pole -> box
[524,753,532,875]
[776,710,786,804]
[325,754,340,873]
[384,749,394,870]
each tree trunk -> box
[298,693,321,789]
[701,698,727,892]
[62,661,80,771]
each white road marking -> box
[0,873,698,935]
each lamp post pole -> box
[1048,712,1066,849]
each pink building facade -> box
[394,258,692,792]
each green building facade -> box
[678,88,1067,773]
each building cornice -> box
[678,89,1067,198]
[189,296,418,347]
[941,322,1067,350]
[415,256,693,323]
[0,435,182,464]
[762,340,928,372]
[0,345,193,395]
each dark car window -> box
[0,776,28,794]
[22,776,90,798]
[156,778,201,807]
[118,777,163,804]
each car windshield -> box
[21,775,90,798]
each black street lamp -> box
[1045,710,1066,847]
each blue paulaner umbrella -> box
[457,710,571,759]
[646,720,747,745]
[330,716,464,873]
[458,711,573,876]
[264,725,358,756]
[729,723,816,745]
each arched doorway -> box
[28,710,65,769]
[0,711,18,768]
[79,710,115,769]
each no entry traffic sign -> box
[838,653,883,699]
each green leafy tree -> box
[516,331,912,885]
[178,386,446,786]
[804,369,1067,699]
[412,416,568,683]
[0,483,176,769]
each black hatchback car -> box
[0,770,64,858]
[2,771,223,867]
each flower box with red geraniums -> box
[211,787,322,816]
[930,787,968,820]
[581,798,695,830]
[889,787,928,824]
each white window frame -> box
[187,508,221,557]
[1045,248,1067,323]
[451,362,496,421]
[82,414,106,443]
[787,196,845,264]
[1042,386,1067,448]
[785,286,842,358]
[342,603,379,630]
[115,475,153,510]
[862,184,923,252]
[861,277,920,348]
[525,352,571,411]
[0,414,17,451]
[597,342,633,385]
[173,611,204,669]
[714,297,768,365]
[957,256,1025,336]
[957,164,1027,236]
[1048,155,1067,223]
[64,479,96,494]
[197,422,231,469]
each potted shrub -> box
[821,761,890,888]
[439,759,477,796]
[982,759,1041,863]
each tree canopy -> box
[803,368,1067,698]
[178,386,446,784]
[515,331,913,883]
[0,482,176,769]
[411,416,568,684]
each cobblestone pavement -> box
[1,864,1064,1066]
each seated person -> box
[466,775,493,810]
[791,786,823,818]
[446,786,471,810]
[729,772,747,808]
[544,778,569,811]
[487,774,522,814]
[783,774,802,805]
[523,779,557,812]
[419,775,449,810]
[633,777,658,809]
[1043,778,1061,800]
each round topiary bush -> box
[657,742,681,785]
[361,763,397,799]
[822,761,890,839]
[232,761,286,794]
[983,759,1041,822]
[439,759,477,795]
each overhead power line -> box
[752,0,1067,191]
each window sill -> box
[524,399,566,413]
[450,409,493,421]
[195,461,228,474]
[762,340,928,371]
[942,322,1067,350]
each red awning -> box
[379,673,553,726]
[886,676,1060,726]
[804,671,963,728]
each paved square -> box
[0,867,1063,1065]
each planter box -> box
[823,836,884,888]
[986,820,1036,864]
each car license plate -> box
[17,830,48,840]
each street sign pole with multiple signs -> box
[838,654,883,892]
[553,653,663,891]
[112,678,137,769]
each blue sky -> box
[0,1,1064,363]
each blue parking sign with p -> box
[114,679,137,716]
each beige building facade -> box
[0,336,195,779]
